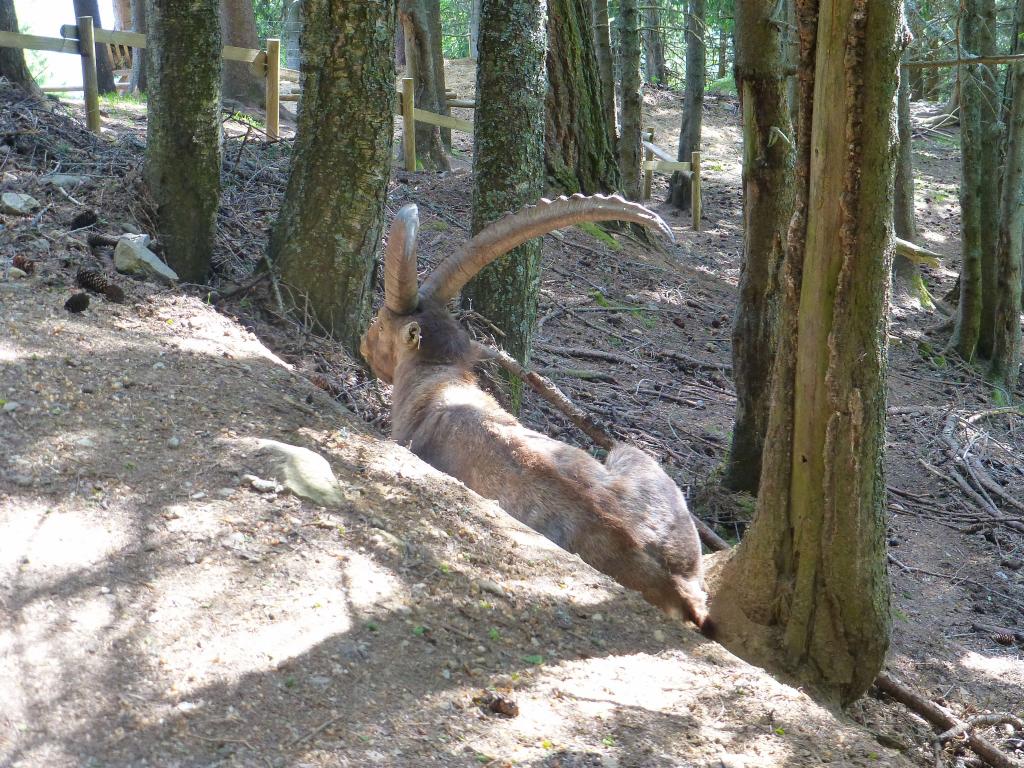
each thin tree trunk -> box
[716,20,726,80]
[990,0,1024,393]
[73,0,117,94]
[270,0,396,354]
[976,0,1000,357]
[463,0,547,411]
[784,0,798,132]
[591,0,616,146]
[128,0,147,94]
[545,0,619,193]
[220,0,265,107]
[469,0,481,59]
[112,0,131,29]
[722,0,794,495]
[399,0,451,170]
[713,0,902,705]
[145,0,222,284]
[0,0,43,99]
[950,1,987,359]
[642,4,668,85]
[668,0,704,210]
[617,0,642,199]
[893,56,932,307]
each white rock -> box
[2,401,20,412]
[114,234,178,284]
[41,173,92,189]
[7,267,28,279]
[0,192,40,216]
[256,439,345,507]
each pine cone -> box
[12,254,35,275]
[310,373,339,396]
[64,292,90,313]
[76,268,125,303]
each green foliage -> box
[708,75,737,95]
[254,0,285,40]
[440,0,472,58]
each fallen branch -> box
[895,237,943,268]
[874,672,1023,768]
[475,341,732,553]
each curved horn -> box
[419,194,674,305]
[384,204,420,314]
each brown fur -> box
[361,301,711,634]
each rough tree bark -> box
[990,0,1024,393]
[463,0,547,410]
[270,0,396,354]
[617,0,643,199]
[668,0,704,209]
[0,0,43,99]
[145,0,222,284]
[893,56,932,307]
[591,0,617,145]
[128,0,147,94]
[722,0,795,495]
[399,0,451,171]
[713,0,902,705]
[545,0,619,193]
[73,0,117,94]
[976,0,1000,358]
[220,0,265,106]
[716,21,727,80]
[112,0,131,29]
[642,3,668,85]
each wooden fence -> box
[642,131,701,231]
[0,18,284,139]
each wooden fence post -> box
[642,129,654,201]
[402,77,416,172]
[691,150,701,230]
[78,16,101,133]
[265,38,280,140]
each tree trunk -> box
[713,0,901,705]
[469,0,481,59]
[0,0,43,99]
[129,0,147,94]
[545,0,620,194]
[73,0,117,94]
[990,0,1024,393]
[220,0,265,107]
[716,18,727,80]
[949,0,990,360]
[784,0,798,132]
[722,0,794,496]
[112,0,131,29]
[270,0,396,355]
[591,0,616,145]
[617,0,642,199]
[642,4,668,85]
[145,0,222,284]
[668,0,704,210]
[282,0,302,69]
[399,0,451,171]
[462,0,547,411]
[976,0,1000,358]
[893,57,932,307]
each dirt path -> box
[0,68,1022,768]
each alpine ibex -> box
[360,195,711,634]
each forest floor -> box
[0,61,1022,768]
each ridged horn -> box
[384,204,420,314]
[419,194,674,305]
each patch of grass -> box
[422,219,450,232]
[230,111,266,130]
[576,221,620,250]
[99,91,146,108]
[708,75,737,95]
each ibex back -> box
[360,195,711,634]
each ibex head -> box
[360,194,674,380]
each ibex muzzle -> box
[360,195,711,634]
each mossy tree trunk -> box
[642,4,668,85]
[990,0,1024,394]
[145,0,222,284]
[545,0,620,193]
[668,0,704,210]
[591,0,617,145]
[714,0,901,705]
[0,0,43,99]
[463,0,547,411]
[269,0,396,355]
[220,0,265,107]
[399,0,451,171]
[722,0,794,496]
[976,0,1000,358]
[617,0,643,200]
[893,56,932,308]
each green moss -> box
[576,221,620,250]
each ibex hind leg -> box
[673,575,714,638]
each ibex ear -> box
[400,321,422,350]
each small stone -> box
[7,267,27,279]
[152,361,165,370]
[75,437,96,448]
[591,613,604,622]
[653,629,666,642]
[440,669,451,680]
[0,192,40,216]
[114,234,179,284]
[189,491,207,501]
[167,436,181,449]
[42,173,92,189]
[2,401,20,413]
[478,579,505,597]
[216,487,235,499]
